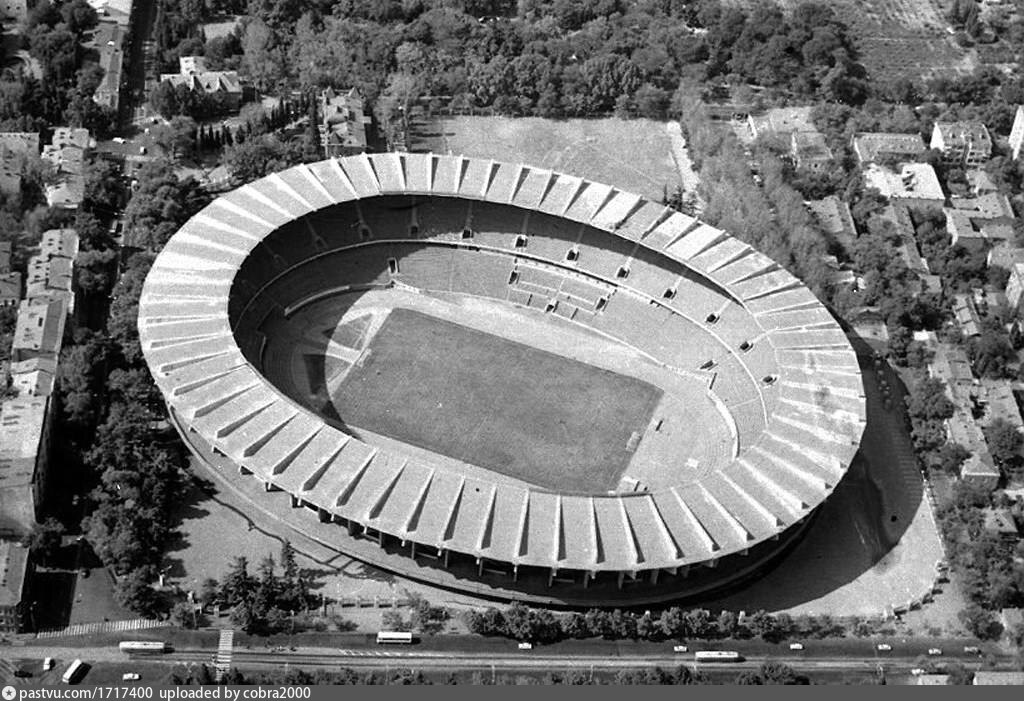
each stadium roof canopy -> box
[139,153,866,576]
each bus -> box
[376,631,413,645]
[694,650,742,663]
[62,659,86,684]
[119,641,170,654]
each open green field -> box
[409,116,681,202]
[334,308,662,491]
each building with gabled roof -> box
[952,293,982,337]
[931,121,992,166]
[9,356,56,398]
[0,539,30,633]
[0,273,20,308]
[160,56,244,113]
[852,132,926,165]
[973,671,1024,685]
[11,299,66,363]
[320,87,370,158]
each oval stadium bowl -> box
[138,153,866,606]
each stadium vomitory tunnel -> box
[138,152,867,607]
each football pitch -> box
[333,308,663,492]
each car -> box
[673,645,688,653]
[911,669,925,676]
[122,673,140,681]
[788,643,804,651]
[964,646,980,655]
[43,657,54,670]
[112,137,126,144]
[876,644,892,651]
[13,669,31,678]
[139,146,147,155]
[517,642,532,650]
[928,648,942,656]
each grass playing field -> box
[408,116,682,202]
[333,308,662,492]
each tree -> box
[984,418,1022,475]
[223,133,300,183]
[114,566,161,617]
[122,161,209,250]
[221,556,255,607]
[170,600,200,628]
[958,604,1003,640]
[28,517,65,564]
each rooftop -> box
[934,120,991,146]
[974,671,1024,685]
[0,539,29,607]
[851,132,926,164]
[11,299,66,362]
[863,162,944,201]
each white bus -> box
[119,641,170,654]
[694,650,741,663]
[376,631,413,645]
[62,659,86,684]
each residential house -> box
[0,396,51,538]
[93,21,126,111]
[86,0,132,25]
[983,506,1019,541]
[25,228,79,313]
[159,56,245,113]
[863,162,944,208]
[851,132,926,165]
[0,540,29,633]
[11,299,66,364]
[41,129,91,210]
[319,87,370,158]
[9,357,56,397]
[952,293,982,338]
[0,133,38,196]
[746,106,816,139]
[790,131,833,172]
[930,121,992,166]
[0,273,20,308]
[1010,105,1024,161]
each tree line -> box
[464,601,892,645]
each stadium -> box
[138,153,867,606]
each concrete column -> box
[318,508,329,523]
[548,568,556,587]
[649,569,659,585]
[680,565,690,578]
[583,572,590,589]
[346,520,358,536]
[290,495,300,508]
[513,564,519,582]
[410,542,417,558]
[477,558,483,576]
[264,481,271,491]
[443,549,450,568]
[377,530,383,546]
[616,571,625,590]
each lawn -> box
[408,116,681,202]
[333,308,662,491]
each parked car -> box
[517,642,532,650]
[876,643,892,651]
[43,657,54,670]
[673,645,688,653]
[122,673,140,681]
[964,646,980,655]
[788,643,804,651]
[928,648,942,656]
[13,669,31,678]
